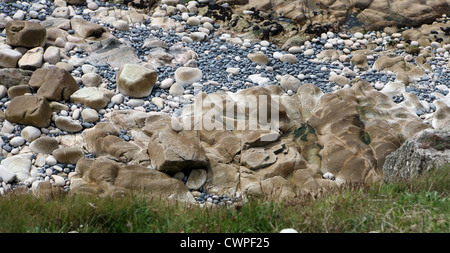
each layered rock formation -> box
[69,79,432,201]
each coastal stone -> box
[81,108,99,123]
[81,122,141,163]
[9,136,25,147]
[0,48,22,68]
[70,87,115,109]
[18,47,44,70]
[280,74,301,91]
[186,169,207,190]
[0,165,16,183]
[21,126,41,142]
[52,7,70,19]
[117,64,157,98]
[29,68,79,102]
[174,67,202,85]
[5,95,52,128]
[73,156,194,202]
[247,52,270,65]
[5,20,46,48]
[383,129,450,182]
[280,53,298,64]
[1,155,31,182]
[43,46,61,65]
[53,147,84,164]
[329,75,350,86]
[81,73,103,87]
[147,125,208,174]
[29,136,59,154]
[169,82,185,96]
[55,116,83,133]
[70,18,105,39]
[7,85,31,99]
[351,54,368,70]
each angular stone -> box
[81,73,102,87]
[1,155,31,182]
[74,156,194,201]
[5,95,52,128]
[30,68,79,101]
[52,7,70,19]
[0,68,33,88]
[0,165,16,183]
[82,122,141,162]
[18,47,44,70]
[7,85,31,99]
[117,64,157,98]
[0,48,22,68]
[70,18,105,39]
[148,129,209,174]
[383,128,450,182]
[280,74,301,91]
[5,20,46,48]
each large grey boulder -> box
[383,128,450,182]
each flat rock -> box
[174,67,202,85]
[29,136,60,154]
[55,116,83,133]
[52,147,84,164]
[70,87,115,110]
[18,47,44,70]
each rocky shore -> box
[0,0,449,206]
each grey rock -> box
[383,129,450,182]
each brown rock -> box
[70,18,105,39]
[29,136,60,154]
[29,68,79,101]
[7,85,31,99]
[52,147,84,164]
[5,95,52,128]
[74,156,194,202]
[148,129,209,174]
[5,20,46,48]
